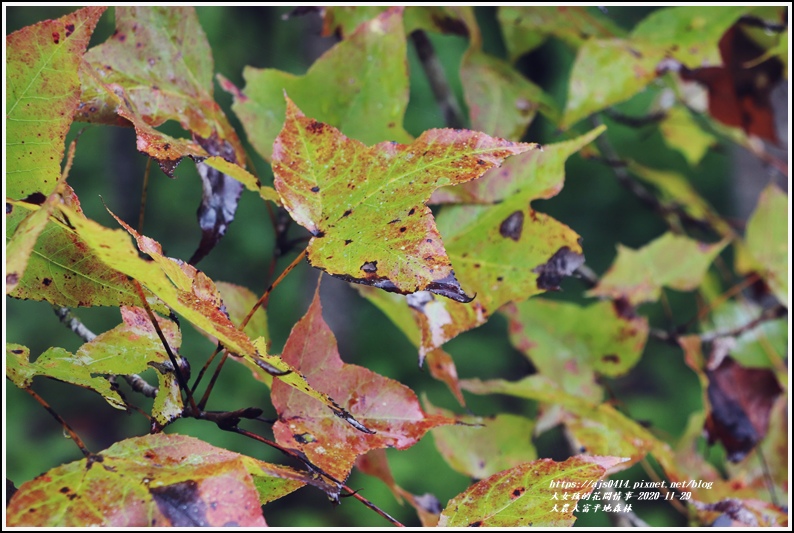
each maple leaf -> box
[271,283,454,483]
[438,455,628,527]
[6,434,308,527]
[589,232,729,305]
[79,6,256,262]
[6,6,106,201]
[227,7,412,163]
[272,97,536,301]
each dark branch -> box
[604,108,667,128]
[410,30,465,129]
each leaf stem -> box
[132,280,198,414]
[241,247,307,330]
[410,30,465,129]
[24,388,93,459]
[138,157,152,234]
[228,427,404,527]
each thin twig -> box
[230,427,405,527]
[54,306,96,342]
[650,304,786,345]
[24,388,93,458]
[604,108,667,128]
[590,116,717,235]
[133,280,198,414]
[410,30,465,129]
[241,248,307,330]
[138,157,152,234]
[573,264,599,288]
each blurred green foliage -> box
[5,6,752,527]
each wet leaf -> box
[7,307,182,424]
[6,180,69,294]
[321,6,473,39]
[708,301,788,369]
[630,6,750,68]
[228,7,412,162]
[6,6,105,200]
[6,201,154,309]
[438,455,627,527]
[461,50,559,139]
[743,184,787,305]
[356,449,443,527]
[503,298,648,402]
[426,401,537,480]
[408,192,582,356]
[5,434,306,526]
[81,7,244,159]
[460,376,679,472]
[680,25,784,143]
[432,125,604,204]
[626,162,734,237]
[54,204,364,427]
[80,7,251,260]
[272,97,534,301]
[692,498,789,527]
[497,6,624,61]
[387,128,603,356]
[658,106,718,166]
[271,285,454,482]
[562,39,663,129]
[356,287,465,403]
[588,232,729,305]
[704,356,783,462]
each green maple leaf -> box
[6,7,106,201]
[272,97,535,301]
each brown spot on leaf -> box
[361,261,378,273]
[311,186,320,193]
[22,192,46,205]
[150,480,210,527]
[533,247,585,291]
[306,120,325,134]
[65,23,75,37]
[342,209,352,218]
[344,239,353,245]
[399,227,407,233]
[52,31,60,44]
[499,210,524,241]
[611,297,636,319]
[426,271,474,303]
[408,208,416,215]
[602,354,619,364]
[469,520,483,527]
[42,278,52,287]
[511,486,526,498]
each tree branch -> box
[590,115,721,236]
[410,30,465,129]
